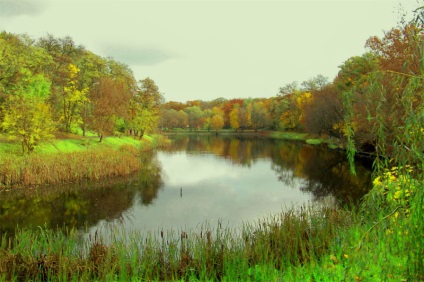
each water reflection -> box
[0,153,162,237]
[163,135,372,205]
[0,135,372,239]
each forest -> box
[0,32,163,152]
[1,19,423,160]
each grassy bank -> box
[164,129,341,149]
[1,182,422,281]
[0,134,169,189]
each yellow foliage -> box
[372,165,418,218]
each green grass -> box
[0,134,166,188]
[0,135,149,156]
[270,131,308,140]
[328,143,339,149]
[1,185,422,281]
[305,138,323,145]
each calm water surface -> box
[0,135,372,238]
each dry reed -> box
[0,145,143,188]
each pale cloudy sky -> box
[0,0,419,102]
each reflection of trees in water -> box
[269,142,372,205]
[299,159,372,205]
[0,152,163,238]
[165,134,273,167]
[165,135,372,205]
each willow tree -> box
[342,23,424,173]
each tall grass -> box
[0,135,170,188]
[0,145,141,188]
[0,205,351,281]
[1,179,421,281]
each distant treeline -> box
[160,23,424,158]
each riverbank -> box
[0,133,422,280]
[164,129,343,149]
[0,134,169,189]
[1,183,422,281]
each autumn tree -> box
[75,51,108,136]
[222,99,244,128]
[1,69,56,153]
[300,74,330,92]
[185,106,205,130]
[229,106,240,131]
[210,114,224,131]
[36,35,85,123]
[177,110,189,128]
[60,64,89,132]
[88,77,130,142]
[160,109,179,129]
[343,22,424,159]
[366,23,422,75]
[279,94,300,130]
[128,78,164,138]
[250,101,271,130]
[0,32,53,113]
[238,105,251,130]
[264,97,285,130]
[301,85,344,137]
[278,81,298,96]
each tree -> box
[128,78,164,138]
[238,105,251,130]
[366,24,422,75]
[88,77,130,142]
[75,51,108,136]
[250,101,271,130]
[0,32,53,108]
[61,64,89,132]
[265,97,286,130]
[210,114,224,131]
[301,85,344,137]
[342,22,424,165]
[222,99,243,128]
[185,106,205,130]
[300,74,330,92]
[177,110,188,128]
[160,109,179,129]
[278,81,298,96]
[279,94,301,131]
[1,70,56,153]
[229,107,240,131]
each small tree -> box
[88,77,130,142]
[210,114,224,131]
[1,69,56,153]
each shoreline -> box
[0,134,168,189]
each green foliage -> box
[1,70,56,153]
[128,78,163,137]
[61,63,90,132]
[305,138,322,145]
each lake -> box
[0,135,372,238]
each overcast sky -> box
[0,0,419,102]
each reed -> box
[0,145,143,188]
[0,135,170,189]
[0,204,353,281]
[1,183,421,281]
